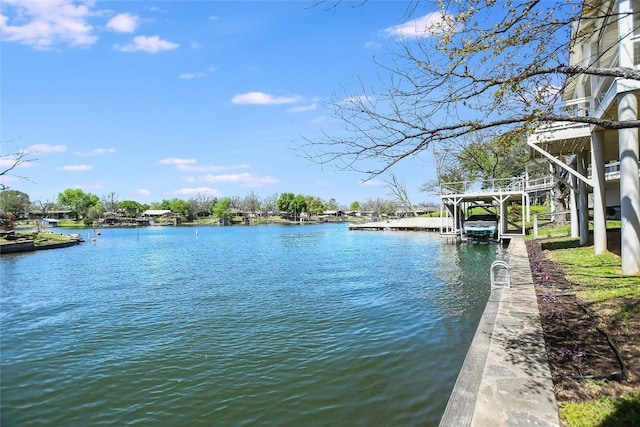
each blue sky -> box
[1,0,440,207]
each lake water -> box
[1,223,497,426]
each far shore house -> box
[28,210,73,220]
[39,218,60,228]
[141,209,182,225]
[527,0,640,274]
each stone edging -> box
[439,237,559,427]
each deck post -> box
[570,173,579,238]
[618,89,640,274]
[591,131,607,254]
[577,151,589,246]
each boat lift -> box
[439,177,527,243]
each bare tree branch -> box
[0,140,37,190]
[301,0,639,178]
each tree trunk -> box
[551,167,570,225]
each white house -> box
[527,0,640,274]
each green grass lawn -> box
[532,228,640,427]
[0,231,76,246]
[547,245,640,301]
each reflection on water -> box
[1,224,496,426]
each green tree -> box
[457,135,528,185]
[57,189,99,220]
[118,200,143,217]
[277,192,295,213]
[85,203,105,226]
[169,198,190,218]
[0,189,30,217]
[212,198,232,224]
[159,199,172,210]
[325,198,338,211]
[305,196,326,216]
[290,195,307,220]
[349,201,360,211]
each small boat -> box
[463,214,499,240]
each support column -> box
[570,173,579,238]
[591,131,607,254]
[501,199,508,237]
[618,90,640,275]
[577,151,589,246]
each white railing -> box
[440,177,525,195]
[588,160,640,181]
[558,97,593,117]
[526,175,554,191]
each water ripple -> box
[1,225,495,426]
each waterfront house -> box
[40,218,60,228]
[141,209,182,225]
[527,0,640,274]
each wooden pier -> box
[349,217,451,232]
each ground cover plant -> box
[526,231,640,426]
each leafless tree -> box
[385,172,417,216]
[242,191,262,216]
[1,141,36,190]
[303,0,640,177]
[261,193,280,216]
[101,192,120,215]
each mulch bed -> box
[525,240,640,404]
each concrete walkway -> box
[440,237,560,426]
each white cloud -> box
[57,164,93,172]
[0,175,21,187]
[115,35,179,53]
[0,0,97,49]
[173,187,222,197]
[0,157,34,169]
[287,103,317,113]
[76,147,116,156]
[107,13,139,33]
[202,173,279,187]
[27,144,67,154]
[208,16,219,21]
[175,164,225,172]
[232,92,302,105]
[383,13,453,38]
[364,41,381,49]
[360,179,385,187]
[342,95,373,105]
[136,188,151,196]
[160,158,250,173]
[179,66,218,80]
[158,157,197,166]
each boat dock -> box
[348,217,451,232]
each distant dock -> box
[348,217,451,232]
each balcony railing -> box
[588,160,640,181]
[558,97,593,118]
